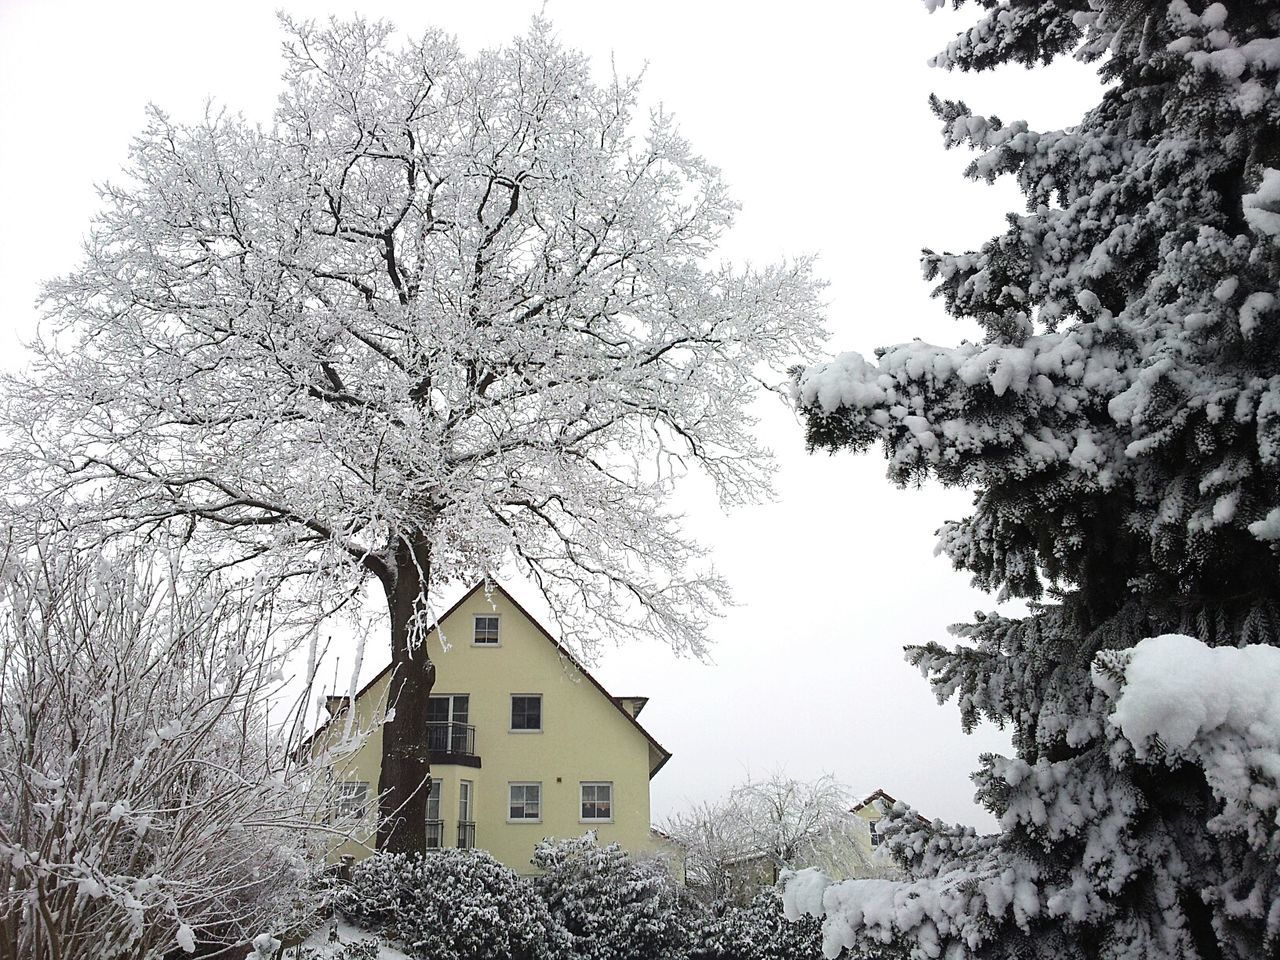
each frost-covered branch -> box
[0,533,360,960]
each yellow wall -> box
[313,585,664,874]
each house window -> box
[868,819,883,847]
[580,782,613,822]
[509,782,541,821]
[474,615,500,645]
[427,694,473,754]
[510,694,542,731]
[426,778,444,848]
[334,781,368,820]
[458,780,475,849]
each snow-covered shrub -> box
[688,891,828,960]
[0,536,339,960]
[336,850,571,960]
[531,834,688,960]
[296,936,383,960]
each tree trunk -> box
[375,533,436,854]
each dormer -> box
[612,696,649,719]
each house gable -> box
[308,582,670,776]
[309,580,670,871]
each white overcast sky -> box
[0,1,1102,829]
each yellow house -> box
[308,581,671,874]
[826,788,930,880]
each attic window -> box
[474,615,499,645]
[868,819,883,847]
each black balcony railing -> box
[425,721,476,759]
[457,820,476,849]
[426,819,444,849]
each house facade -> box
[310,582,671,874]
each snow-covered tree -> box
[0,534,341,960]
[531,833,687,960]
[734,773,863,877]
[785,2,1280,958]
[661,795,757,906]
[1,16,824,853]
[665,773,876,907]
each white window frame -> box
[426,777,444,821]
[458,779,473,823]
[334,780,369,821]
[508,781,542,822]
[473,614,500,646]
[579,781,614,823]
[509,693,543,733]
[868,818,883,847]
[425,778,445,849]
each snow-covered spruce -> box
[532,834,687,960]
[789,2,1280,958]
[336,850,572,960]
[784,634,1280,959]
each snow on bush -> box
[531,834,687,960]
[0,536,339,960]
[689,890,829,960]
[336,850,572,960]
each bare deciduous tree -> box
[2,17,824,853]
[734,772,857,873]
[664,772,882,907]
[0,534,350,959]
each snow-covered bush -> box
[336,850,571,960]
[531,834,688,960]
[0,535,338,960]
[787,1,1280,958]
[688,891,829,960]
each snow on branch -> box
[0,532,360,959]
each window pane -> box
[336,781,368,819]
[451,695,469,725]
[427,696,450,723]
[474,616,499,643]
[581,782,612,820]
[426,778,443,820]
[511,695,541,730]
[510,783,540,819]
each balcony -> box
[425,721,480,767]
[457,820,476,849]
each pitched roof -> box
[852,788,931,824]
[303,581,672,777]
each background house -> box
[309,582,671,874]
